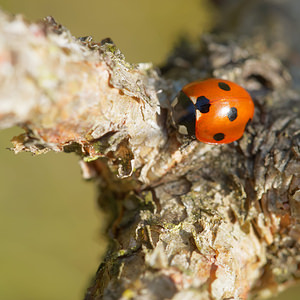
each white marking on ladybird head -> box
[190,96,197,105]
[178,125,188,135]
[196,110,202,120]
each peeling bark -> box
[0,7,299,300]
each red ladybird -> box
[171,78,254,144]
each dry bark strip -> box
[0,9,299,300]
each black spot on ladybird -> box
[218,82,231,91]
[227,107,238,122]
[195,96,211,113]
[213,133,225,141]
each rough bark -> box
[0,6,299,300]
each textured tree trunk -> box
[0,3,299,300]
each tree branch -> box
[1,8,299,300]
[0,11,165,182]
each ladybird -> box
[171,78,254,144]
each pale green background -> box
[0,1,298,299]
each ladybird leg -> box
[178,135,196,151]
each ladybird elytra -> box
[171,78,254,144]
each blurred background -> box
[0,1,299,299]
